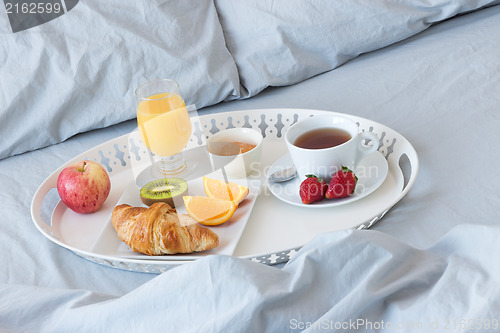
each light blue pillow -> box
[0,0,239,159]
[215,0,499,97]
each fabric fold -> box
[1,224,499,332]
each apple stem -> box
[78,161,87,173]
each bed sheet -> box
[1,4,500,332]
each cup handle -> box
[358,131,379,154]
[352,132,379,169]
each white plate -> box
[266,151,388,208]
[91,173,260,261]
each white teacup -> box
[206,128,263,178]
[285,115,379,181]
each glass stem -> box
[157,153,187,175]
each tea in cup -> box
[285,115,379,181]
[207,128,263,178]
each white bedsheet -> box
[1,4,500,332]
[2,225,499,332]
[2,0,497,160]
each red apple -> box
[57,160,111,214]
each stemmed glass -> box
[135,79,194,178]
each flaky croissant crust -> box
[111,202,219,255]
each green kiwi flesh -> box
[140,178,188,207]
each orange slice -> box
[183,196,237,226]
[203,177,249,204]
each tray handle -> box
[30,170,59,234]
[398,152,417,194]
[357,149,419,230]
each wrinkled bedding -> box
[1,1,500,332]
[2,225,500,332]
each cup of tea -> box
[206,128,263,178]
[285,115,379,181]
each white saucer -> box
[266,151,388,208]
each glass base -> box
[133,153,197,186]
[135,149,214,187]
[149,153,197,179]
[156,153,187,176]
[150,161,197,180]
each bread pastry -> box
[111,202,219,255]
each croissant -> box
[111,202,219,255]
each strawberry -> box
[299,175,328,204]
[325,166,358,199]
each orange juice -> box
[137,92,191,156]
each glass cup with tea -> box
[206,128,263,179]
[285,115,379,181]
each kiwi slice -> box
[140,178,188,207]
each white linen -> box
[215,0,500,97]
[1,3,500,332]
[0,0,239,160]
[2,0,499,160]
[1,225,499,332]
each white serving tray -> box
[31,109,418,273]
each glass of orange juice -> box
[135,79,193,177]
